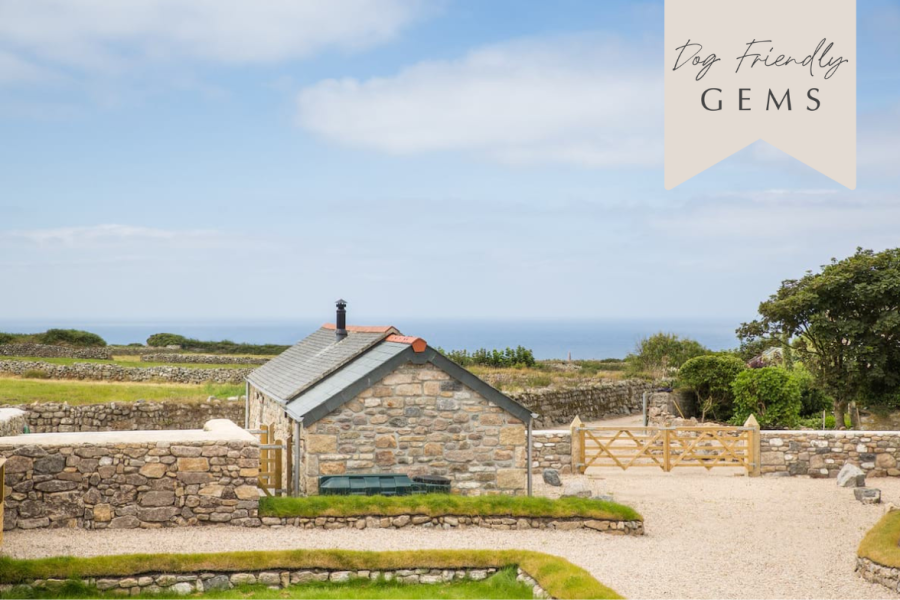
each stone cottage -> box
[246,301,534,496]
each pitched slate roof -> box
[247,324,534,426]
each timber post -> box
[744,414,761,477]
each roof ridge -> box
[321,323,398,334]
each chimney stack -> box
[335,299,348,342]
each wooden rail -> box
[575,425,757,474]
[252,423,288,496]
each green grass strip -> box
[858,509,900,567]
[0,549,621,600]
[259,494,641,522]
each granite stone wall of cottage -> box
[2,401,245,433]
[0,420,260,531]
[508,380,658,428]
[142,354,269,365]
[759,431,900,477]
[302,362,527,496]
[248,385,295,493]
[0,344,112,360]
[0,360,251,384]
[532,430,573,474]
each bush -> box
[791,364,833,416]
[147,333,288,355]
[439,346,536,368]
[731,367,802,429]
[146,333,189,348]
[0,329,106,347]
[625,333,709,379]
[678,354,747,421]
[22,369,50,379]
[0,332,16,345]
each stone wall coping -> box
[0,407,26,423]
[533,429,570,435]
[0,418,255,447]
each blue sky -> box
[0,0,898,324]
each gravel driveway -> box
[3,470,897,599]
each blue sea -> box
[0,318,742,360]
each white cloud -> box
[295,34,662,168]
[1,224,227,248]
[0,50,50,83]
[0,0,427,72]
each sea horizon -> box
[0,318,745,360]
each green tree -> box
[731,367,802,429]
[678,354,747,421]
[625,332,709,379]
[738,248,900,429]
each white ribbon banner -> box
[665,0,856,189]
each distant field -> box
[0,377,244,405]
[470,361,625,392]
[0,355,252,370]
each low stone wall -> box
[509,380,657,428]
[260,514,643,535]
[856,557,900,593]
[0,420,259,531]
[0,408,27,437]
[0,360,251,384]
[0,344,112,360]
[532,430,573,474]
[2,568,534,597]
[760,430,900,477]
[142,354,268,365]
[5,401,245,433]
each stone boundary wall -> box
[0,420,259,531]
[3,401,245,433]
[108,347,178,356]
[760,430,900,477]
[260,514,643,535]
[142,354,269,365]
[0,360,251,385]
[0,344,112,360]
[0,567,550,598]
[509,380,657,428]
[856,557,900,594]
[0,408,27,437]
[533,430,572,474]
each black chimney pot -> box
[335,299,348,342]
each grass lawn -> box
[858,509,900,567]
[0,568,533,599]
[0,549,620,600]
[0,377,244,405]
[0,356,251,370]
[259,494,642,522]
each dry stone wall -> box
[301,362,527,496]
[0,360,251,384]
[0,344,111,360]
[3,401,245,433]
[532,430,572,474]
[142,354,269,365]
[759,430,900,477]
[0,408,27,437]
[509,380,657,428]
[0,420,260,531]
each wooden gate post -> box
[663,428,671,472]
[744,415,761,477]
[570,416,584,474]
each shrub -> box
[147,333,189,347]
[147,333,288,355]
[731,367,802,429]
[678,354,747,421]
[0,332,17,345]
[22,369,50,379]
[625,332,709,379]
[0,329,106,347]
[791,364,833,416]
[439,346,536,368]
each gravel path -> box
[4,471,897,599]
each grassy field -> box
[0,356,252,370]
[259,494,641,522]
[0,378,244,405]
[469,361,626,392]
[0,549,621,600]
[0,568,533,599]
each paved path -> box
[4,472,897,599]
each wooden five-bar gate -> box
[250,424,291,496]
[574,424,759,475]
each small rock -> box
[854,488,881,504]
[204,575,230,591]
[542,469,562,487]
[561,480,591,498]
[593,494,614,502]
[170,582,194,595]
[836,462,866,488]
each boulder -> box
[542,469,562,487]
[561,479,591,498]
[854,488,881,504]
[836,462,866,488]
